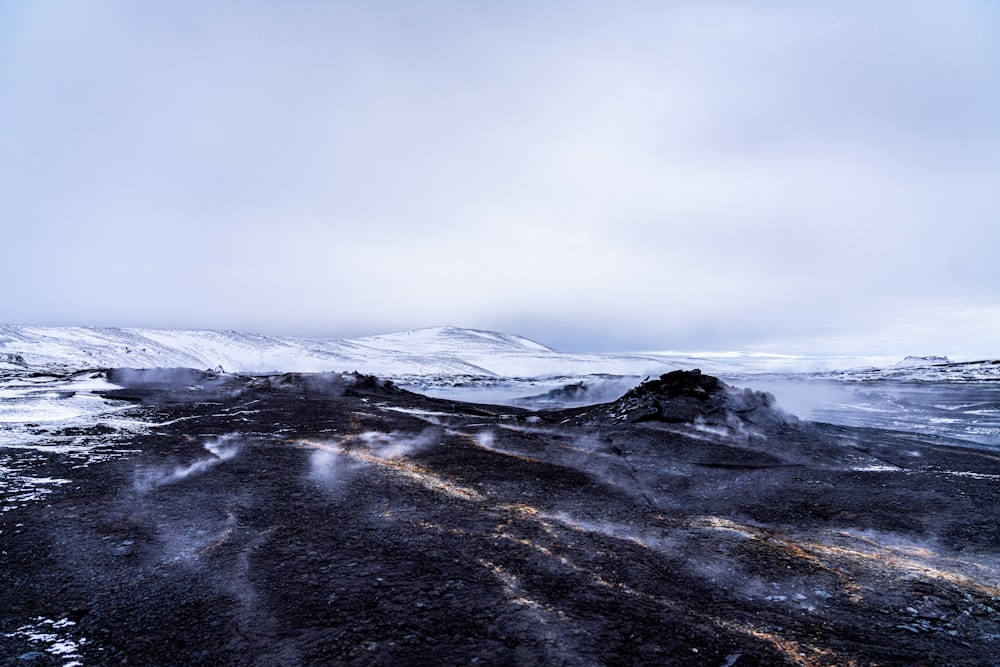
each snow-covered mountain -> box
[894,355,951,368]
[354,326,677,377]
[813,359,1000,383]
[1,325,361,373]
[3,324,998,447]
[4,324,995,383]
[0,325,676,378]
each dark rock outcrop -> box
[605,369,793,428]
[513,381,590,406]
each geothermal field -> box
[2,360,1000,666]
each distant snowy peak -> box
[4,324,995,381]
[352,326,554,354]
[0,325,352,372]
[0,324,673,379]
[351,326,671,378]
[895,355,950,368]
[820,358,1000,383]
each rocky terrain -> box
[3,369,1000,666]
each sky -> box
[2,1,999,356]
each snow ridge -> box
[4,325,995,382]
[894,355,950,368]
[0,325,672,378]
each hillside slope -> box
[0,325,673,378]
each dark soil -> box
[3,370,1000,666]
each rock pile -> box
[606,369,793,428]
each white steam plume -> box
[134,434,242,492]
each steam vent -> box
[604,369,792,427]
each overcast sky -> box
[2,1,999,355]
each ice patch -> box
[934,469,1000,481]
[0,374,125,424]
[378,405,455,418]
[1,469,72,512]
[4,617,88,665]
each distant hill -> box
[894,355,950,367]
[0,325,675,378]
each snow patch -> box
[4,617,88,666]
[895,355,950,368]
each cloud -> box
[2,1,999,355]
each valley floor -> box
[2,370,1000,666]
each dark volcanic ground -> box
[3,369,1000,666]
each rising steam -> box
[134,434,242,492]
